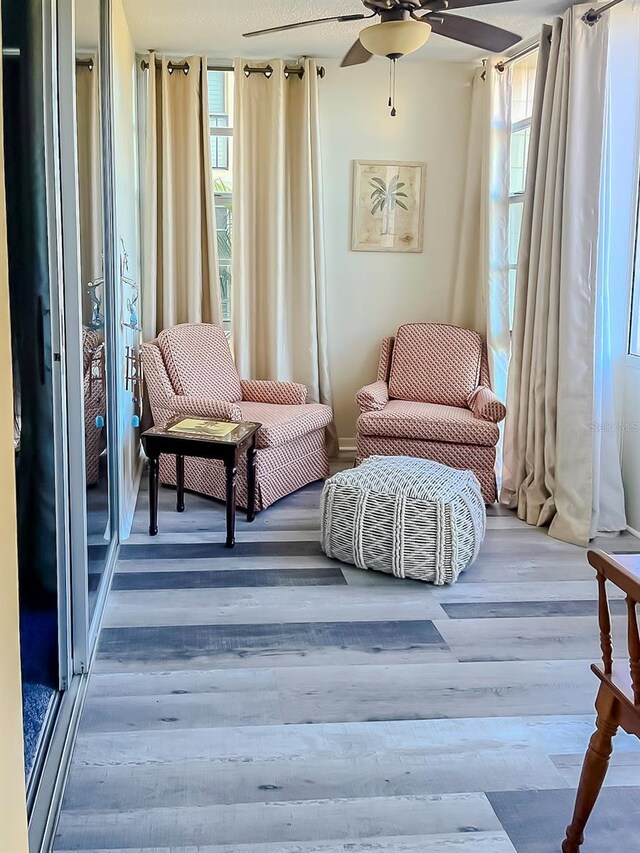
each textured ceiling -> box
[110,0,573,63]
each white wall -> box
[112,0,143,535]
[319,58,475,442]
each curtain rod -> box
[76,57,95,70]
[495,0,626,73]
[583,0,627,25]
[139,58,325,78]
[495,41,541,72]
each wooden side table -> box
[141,417,261,548]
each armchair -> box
[141,323,333,511]
[355,323,506,503]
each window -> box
[208,70,234,325]
[508,54,538,329]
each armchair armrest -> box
[170,395,242,422]
[468,386,506,423]
[356,381,389,413]
[241,379,308,405]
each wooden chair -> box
[562,549,640,853]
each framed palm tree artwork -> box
[351,160,426,253]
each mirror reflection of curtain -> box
[76,59,103,328]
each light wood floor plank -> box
[54,793,502,849]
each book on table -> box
[167,418,238,438]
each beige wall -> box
[0,51,28,848]
[319,58,475,442]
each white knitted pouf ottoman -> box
[321,456,486,585]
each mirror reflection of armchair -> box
[82,327,105,486]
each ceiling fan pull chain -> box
[388,58,392,108]
[390,58,397,117]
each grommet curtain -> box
[139,54,222,340]
[450,62,512,412]
[502,6,625,545]
[232,58,335,450]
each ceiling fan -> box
[243,1,521,115]
[244,1,522,62]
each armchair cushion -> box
[357,399,499,448]
[388,324,484,408]
[468,386,506,424]
[157,323,242,402]
[170,395,242,422]
[241,379,308,406]
[356,381,389,413]
[238,401,333,449]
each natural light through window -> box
[208,69,233,325]
[508,54,538,330]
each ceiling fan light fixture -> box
[359,19,432,59]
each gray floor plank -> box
[61,745,566,812]
[79,688,284,732]
[434,614,628,663]
[55,832,518,853]
[488,787,640,853]
[97,620,447,665]
[111,567,347,590]
[54,793,503,848]
[68,715,640,768]
[101,587,448,628]
[270,660,600,723]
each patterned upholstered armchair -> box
[141,323,333,511]
[355,323,506,503]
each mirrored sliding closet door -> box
[75,0,114,629]
[58,0,119,665]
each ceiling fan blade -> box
[426,13,521,52]
[341,39,374,67]
[243,14,367,39]
[432,0,515,8]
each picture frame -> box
[351,159,426,253]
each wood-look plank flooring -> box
[54,470,640,851]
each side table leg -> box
[247,441,257,523]
[176,454,185,513]
[149,456,159,536]
[225,459,237,548]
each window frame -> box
[214,191,232,326]
[627,177,640,358]
[507,58,537,331]
[208,68,234,330]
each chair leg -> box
[562,693,619,853]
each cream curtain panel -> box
[450,64,511,407]
[502,8,624,545]
[76,61,102,326]
[140,54,221,340]
[232,58,334,436]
